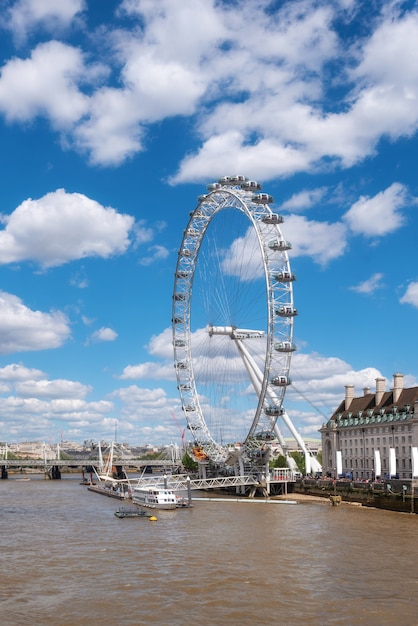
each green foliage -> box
[271,454,288,468]
[182,451,198,472]
[140,451,164,460]
[290,451,305,474]
[271,451,311,474]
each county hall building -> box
[320,373,418,481]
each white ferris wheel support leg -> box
[234,338,288,451]
[212,326,316,468]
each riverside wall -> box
[293,478,418,514]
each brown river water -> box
[1,475,417,625]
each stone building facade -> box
[320,373,418,480]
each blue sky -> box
[0,0,417,447]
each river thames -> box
[1,475,417,625]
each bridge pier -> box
[1,465,8,479]
[47,465,61,480]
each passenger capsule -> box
[241,180,262,191]
[173,339,186,347]
[264,406,284,416]
[252,193,274,204]
[268,239,292,251]
[274,271,296,282]
[262,213,283,224]
[274,341,297,352]
[207,182,222,191]
[173,293,186,301]
[197,194,207,202]
[172,317,185,325]
[185,228,200,237]
[276,306,298,317]
[218,176,231,185]
[180,248,193,257]
[175,361,188,369]
[183,404,196,412]
[176,270,190,279]
[228,175,247,184]
[270,375,291,387]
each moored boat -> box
[114,506,152,518]
[132,486,177,510]
[88,482,131,500]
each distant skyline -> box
[0,0,417,446]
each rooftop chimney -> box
[375,377,386,405]
[392,373,404,404]
[363,387,371,396]
[345,385,355,411]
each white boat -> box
[132,486,177,510]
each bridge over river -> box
[0,458,180,470]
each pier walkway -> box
[132,468,295,492]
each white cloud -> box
[279,188,327,212]
[72,86,145,166]
[5,0,85,43]
[0,41,95,127]
[400,282,418,308]
[91,327,118,342]
[14,378,91,399]
[350,272,384,294]
[0,291,70,354]
[171,7,418,182]
[0,2,417,174]
[139,244,170,266]
[0,363,44,381]
[343,183,408,237]
[146,327,173,359]
[283,214,348,265]
[0,189,134,268]
[118,361,175,381]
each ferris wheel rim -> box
[172,177,295,463]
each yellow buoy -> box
[149,516,158,522]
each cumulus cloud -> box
[0,41,96,127]
[343,183,409,237]
[0,2,416,175]
[139,244,170,266]
[91,327,118,342]
[14,378,91,399]
[0,291,70,354]
[4,0,85,43]
[350,272,384,294]
[0,189,134,267]
[282,214,348,265]
[118,361,175,381]
[0,363,44,381]
[279,188,327,212]
[400,282,418,308]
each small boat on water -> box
[114,506,153,518]
[132,486,177,510]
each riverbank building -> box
[320,373,418,480]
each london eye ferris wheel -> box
[172,175,300,464]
